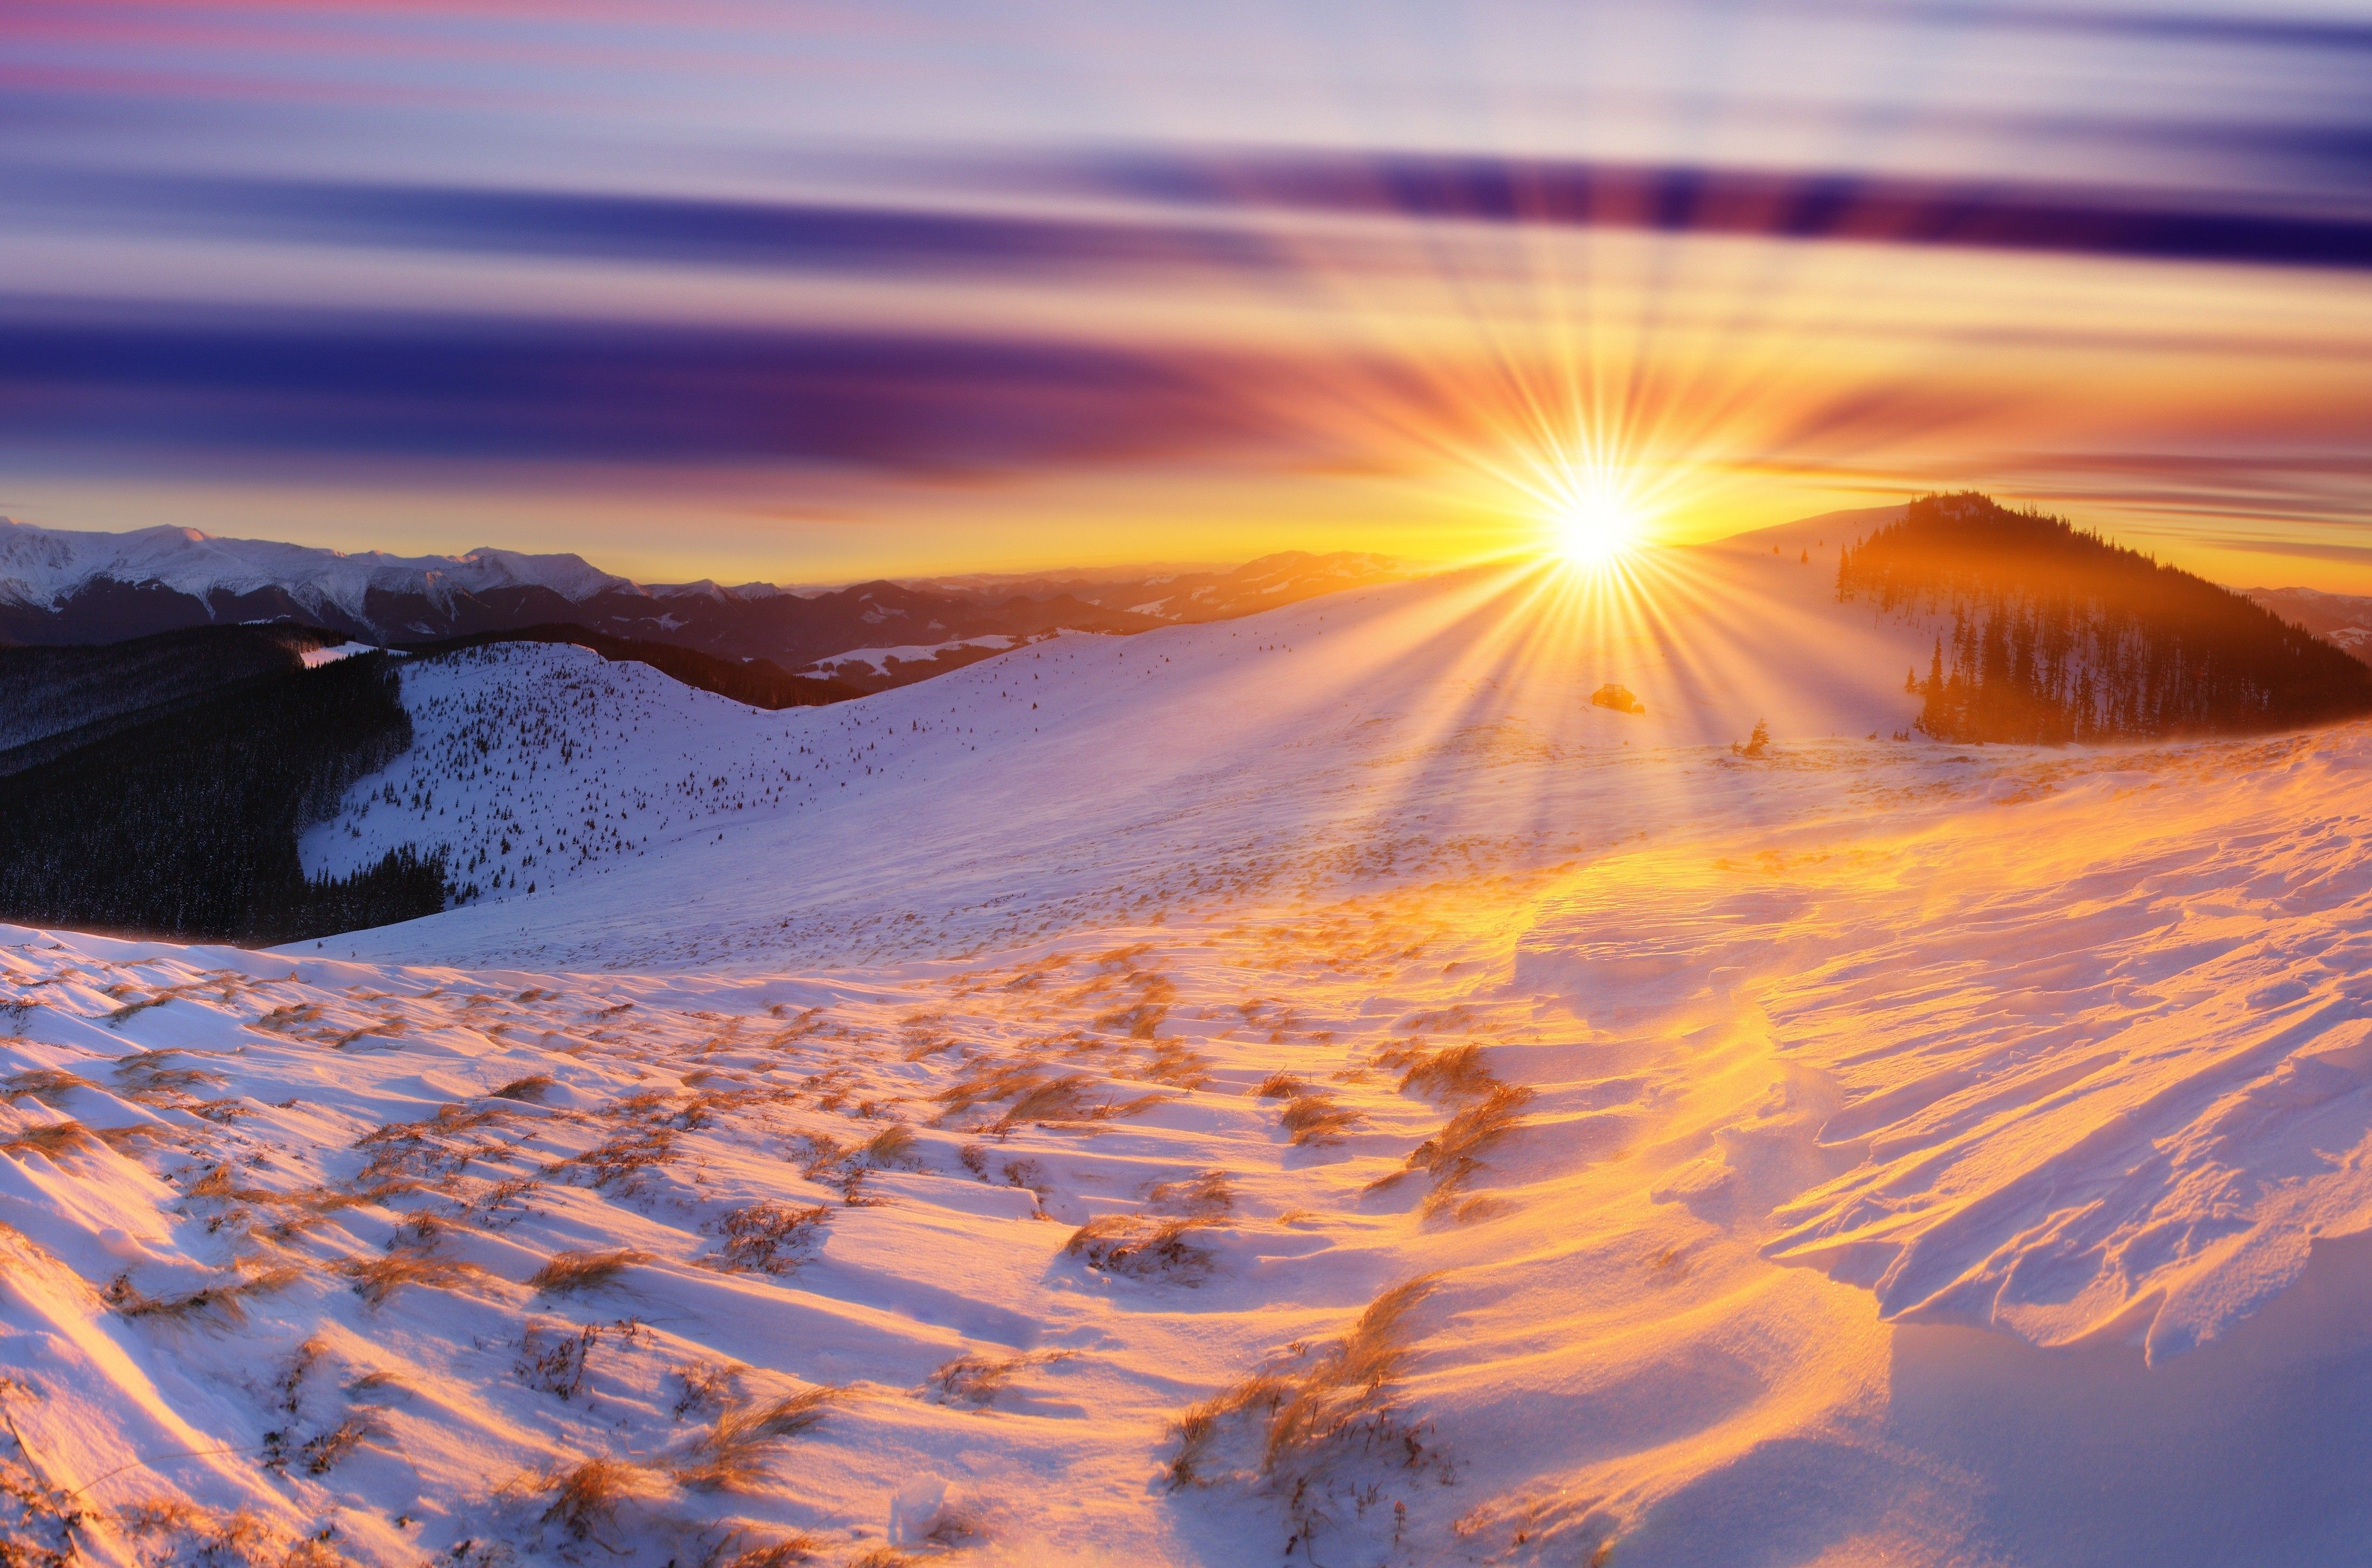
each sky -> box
[2,2,2369,588]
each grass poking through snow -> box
[528,1248,650,1295]
[672,1388,846,1491]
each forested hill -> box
[1838,493,2372,743]
[0,653,448,943]
[0,621,337,775]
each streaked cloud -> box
[0,1,2367,582]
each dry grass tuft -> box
[1262,1276,1436,1468]
[672,1386,846,1491]
[901,1029,956,1062]
[994,1074,1096,1127]
[0,1121,94,1160]
[704,1202,828,1274]
[1165,1276,1441,1494]
[935,1059,1168,1133]
[1397,1043,1499,1102]
[999,1074,1168,1133]
[114,1499,285,1563]
[1146,1169,1234,1218]
[527,1248,648,1295]
[105,992,179,1026]
[1255,1072,1304,1099]
[2,1070,91,1107]
[538,1455,647,1540]
[1165,1374,1289,1488]
[855,1123,919,1169]
[103,1265,298,1326]
[1066,1214,1217,1285]
[388,1208,450,1252]
[95,1123,172,1152]
[796,1131,845,1180]
[927,1349,1071,1408]
[516,1320,601,1401]
[672,1358,742,1417]
[717,1535,823,1567]
[299,1413,388,1475]
[1140,1040,1211,1089]
[346,1369,407,1400]
[934,1057,1050,1118]
[490,1074,555,1102]
[343,1253,485,1306]
[555,1127,678,1191]
[330,1018,406,1050]
[1404,1085,1536,1216]
[472,1175,538,1227]
[113,1053,225,1102]
[1279,1093,1361,1147]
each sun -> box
[1549,487,1637,567]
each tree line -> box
[1839,493,2372,743]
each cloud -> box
[0,169,1293,279]
[0,302,1285,476]
[2208,537,2372,566]
[10,151,2372,285]
[1053,149,2372,272]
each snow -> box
[299,643,392,669]
[0,517,630,619]
[11,532,2372,1563]
[301,545,1942,971]
[805,636,1022,677]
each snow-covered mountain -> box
[0,515,627,625]
[11,515,2372,1565]
[0,515,1415,694]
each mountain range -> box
[2240,586,2372,660]
[0,517,1409,692]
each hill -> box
[1838,493,2372,742]
[297,544,1946,962]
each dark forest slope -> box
[0,622,341,775]
[1839,494,2372,743]
[0,653,447,943]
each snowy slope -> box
[15,528,2372,1565]
[303,542,1940,970]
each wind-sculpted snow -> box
[17,544,2372,1564]
[1745,733,2372,1361]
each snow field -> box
[14,535,2372,1563]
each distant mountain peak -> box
[0,515,632,618]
